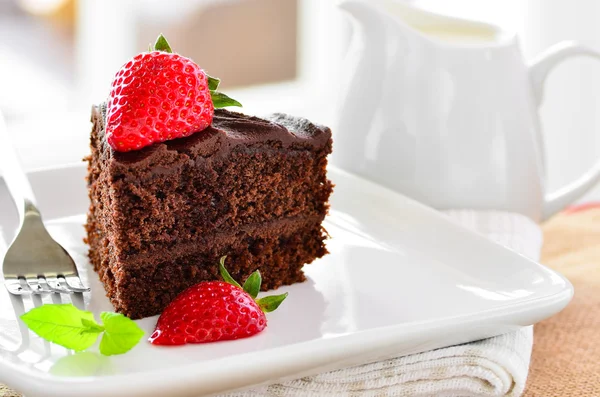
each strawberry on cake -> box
[85,35,333,319]
[104,34,239,152]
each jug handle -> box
[529,41,600,220]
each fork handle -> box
[0,110,39,222]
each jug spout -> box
[337,0,391,68]
[338,0,373,25]
[338,0,382,29]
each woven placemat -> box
[524,207,600,397]
[2,208,599,397]
[0,386,19,397]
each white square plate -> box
[0,164,572,397]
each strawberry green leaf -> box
[210,91,242,108]
[207,75,221,91]
[98,312,144,356]
[242,270,262,299]
[148,43,153,52]
[256,292,288,313]
[20,304,102,351]
[219,256,242,288]
[153,34,172,53]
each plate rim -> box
[0,284,572,396]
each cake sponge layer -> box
[88,214,327,319]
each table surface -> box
[524,205,600,397]
[2,207,599,397]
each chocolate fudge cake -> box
[86,105,333,319]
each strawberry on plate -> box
[106,34,241,152]
[149,257,288,345]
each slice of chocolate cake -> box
[86,106,333,319]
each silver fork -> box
[0,110,89,300]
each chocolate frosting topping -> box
[93,105,331,167]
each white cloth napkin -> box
[225,210,542,397]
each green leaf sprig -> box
[150,34,242,109]
[218,256,288,312]
[20,304,144,356]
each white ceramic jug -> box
[334,0,600,222]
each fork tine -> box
[44,276,73,294]
[37,276,55,294]
[60,275,90,293]
[71,292,85,310]
[50,292,63,305]
[31,293,44,307]
[25,277,47,295]
[18,277,34,294]
[37,277,64,304]
[9,293,30,353]
[5,277,28,295]
[29,293,53,358]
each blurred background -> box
[2,0,600,200]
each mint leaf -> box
[207,75,220,91]
[242,270,262,299]
[20,304,144,356]
[256,293,288,313]
[153,34,172,53]
[219,256,242,288]
[99,312,144,356]
[81,318,105,333]
[20,304,101,351]
[210,91,242,108]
